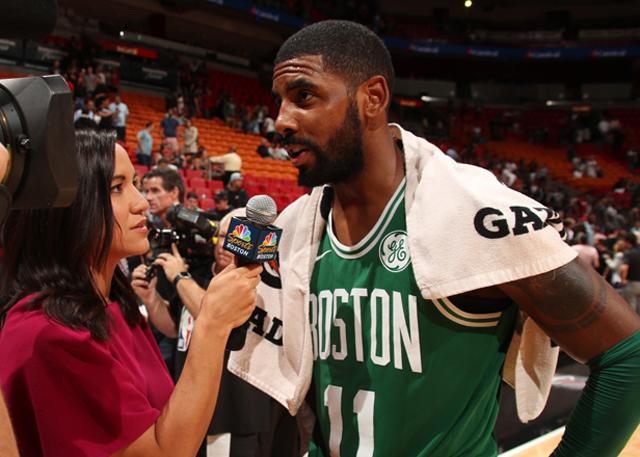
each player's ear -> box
[360,75,389,129]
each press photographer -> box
[132,207,278,457]
[134,168,217,378]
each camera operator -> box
[131,208,280,457]
[139,168,217,379]
[136,168,185,375]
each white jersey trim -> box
[432,299,500,328]
[328,179,406,260]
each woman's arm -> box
[113,263,261,457]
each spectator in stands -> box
[136,121,154,167]
[107,66,121,92]
[254,105,267,133]
[93,72,110,101]
[50,59,61,75]
[208,146,242,186]
[585,156,602,178]
[207,190,231,219]
[262,111,276,142]
[500,162,517,187]
[257,137,271,158]
[631,220,640,243]
[621,234,640,313]
[572,232,600,270]
[161,108,181,155]
[225,173,248,210]
[176,93,186,118]
[598,116,610,144]
[73,100,100,129]
[84,65,96,95]
[95,95,115,130]
[201,87,215,119]
[109,94,129,142]
[183,118,199,155]
[186,152,207,178]
[604,239,629,290]
[445,146,458,161]
[74,73,87,109]
[185,191,201,211]
[223,97,237,129]
[627,148,639,171]
[155,158,179,172]
[269,144,290,161]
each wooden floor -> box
[500,426,640,457]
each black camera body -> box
[145,204,219,281]
[0,75,78,222]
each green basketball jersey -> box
[308,179,517,457]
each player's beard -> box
[292,100,364,188]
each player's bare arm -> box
[499,257,640,363]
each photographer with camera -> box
[131,208,279,457]
[138,167,204,376]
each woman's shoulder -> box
[2,296,97,351]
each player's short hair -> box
[275,20,395,94]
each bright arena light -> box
[464,0,472,7]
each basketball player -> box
[234,20,640,457]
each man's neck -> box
[330,127,405,246]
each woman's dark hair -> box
[0,129,141,340]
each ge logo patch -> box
[379,230,411,272]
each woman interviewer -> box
[0,129,262,457]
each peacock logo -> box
[259,232,278,247]
[231,224,252,242]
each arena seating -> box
[486,140,635,195]
[123,90,306,212]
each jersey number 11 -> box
[324,385,375,457]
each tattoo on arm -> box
[506,259,607,333]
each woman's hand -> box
[199,263,263,333]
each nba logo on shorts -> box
[379,230,411,272]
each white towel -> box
[229,125,576,422]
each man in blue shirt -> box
[161,108,181,155]
[136,121,154,167]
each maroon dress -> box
[0,296,174,456]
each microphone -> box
[223,195,281,350]
[223,195,281,265]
